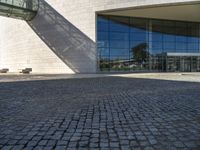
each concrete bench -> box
[20,68,32,74]
[0,68,9,73]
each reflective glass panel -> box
[0,0,39,20]
[97,15,200,72]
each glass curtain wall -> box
[97,15,200,72]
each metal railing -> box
[0,0,39,20]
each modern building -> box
[0,0,200,73]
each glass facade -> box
[0,0,39,20]
[97,15,200,72]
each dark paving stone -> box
[1,146,13,150]
[54,146,67,150]
[0,77,200,149]
[38,140,48,146]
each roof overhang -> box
[166,53,200,57]
[99,2,200,22]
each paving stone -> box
[47,140,57,146]
[109,142,119,147]
[140,141,150,147]
[0,139,8,145]
[23,146,34,150]
[11,145,25,150]
[144,147,154,150]
[54,146,67,150]
[89,142,99,148]
[7,140,18,145]
[121,146,131,150]
[130,140,139,147]
[27,141,38,147]
[0,77,200,149]
[100,142,109,148]
[174,141,185,148]
[79,141,89,147]
[100,148,110,150]
[57,140,68,146]
[33,146,44,150]
[68,141,78,148]
[148,138,157,145]
[1,146,12,150]
[184,141,196,148]
[38,140,48,146]
[42,146,54,150]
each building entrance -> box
[165,54,200,72]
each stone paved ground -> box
[0,77,200,150]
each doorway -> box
[166,56,200,72]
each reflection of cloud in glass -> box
[98,15,200,72]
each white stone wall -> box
[0,17,74,74]
[0,0,198,73]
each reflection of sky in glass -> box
[97,15,200,60]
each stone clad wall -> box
[0,17,74,74]
[0,0,198,73]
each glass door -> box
[183,57,191,72]
[166,56,197,72]
[175,57,181,72]
[166,56,176,72]
[191,57,197,72]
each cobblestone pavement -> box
[0,77,200,150]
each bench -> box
[0,68,9,73]
[20,68,32,74]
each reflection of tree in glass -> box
[100,59,110,71]
[131,43,149,63]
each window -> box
[97,15,200,72]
